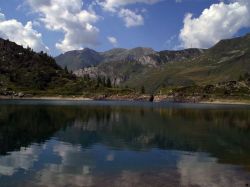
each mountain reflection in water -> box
[0,101,249,187]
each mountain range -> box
[55,46,205,90]
[55,33,250,93]
[1,33,250,96]
[55,47,204,71]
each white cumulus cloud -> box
[98,0,161,28]
[0,12,48,52]
[26,0,100,52]
[107,36,118,46]
[0,145,42,176]
[98,0,162,12]
[179,0,250,48]
[119,8,144,27]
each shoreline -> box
[1,95,250,106]
[0,96,93,101]
[200,100,250,106]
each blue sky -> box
[0,0,250,56]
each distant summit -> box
[55,47,158,71]
[55,48,103,71]
[55,46,202,71]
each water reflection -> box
[36,141,94,187]
[178,153,250,187]
[0,145,41,176]
[0,102,249,186]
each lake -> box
[0,100,250,187]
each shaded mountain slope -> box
[0,38,73,91]
[55,48,103,71]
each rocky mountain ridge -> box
[8,32,248,94]
[72,48,204,86]
[71,33,250,92]
[56,46,204,86]
[55,47,204,71]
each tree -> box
[84,74,90,81]
[64,66,69,74]
[9,72,18,82]
[244,72,250,79]
[102,77,106,86]
[141,86,145,94]
[239,75,244,81]
[27,46,32,52]
[34,71,51,90]
[97,76,102,87]
[107,77,112,88]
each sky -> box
[0,0,250,56]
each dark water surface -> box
[0,100,250,187]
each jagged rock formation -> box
[56,47,203,71]
[56,46,204,86]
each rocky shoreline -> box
[1,94,250,105]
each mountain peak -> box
[55,48,102,71]
[210,32,250,54]
[82,47,96,52]
[127,47,156,55]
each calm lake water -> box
[0,100,250,187]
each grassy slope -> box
[124,34,250,93]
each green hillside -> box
[124,34,250,93]
[0,38,116,96]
